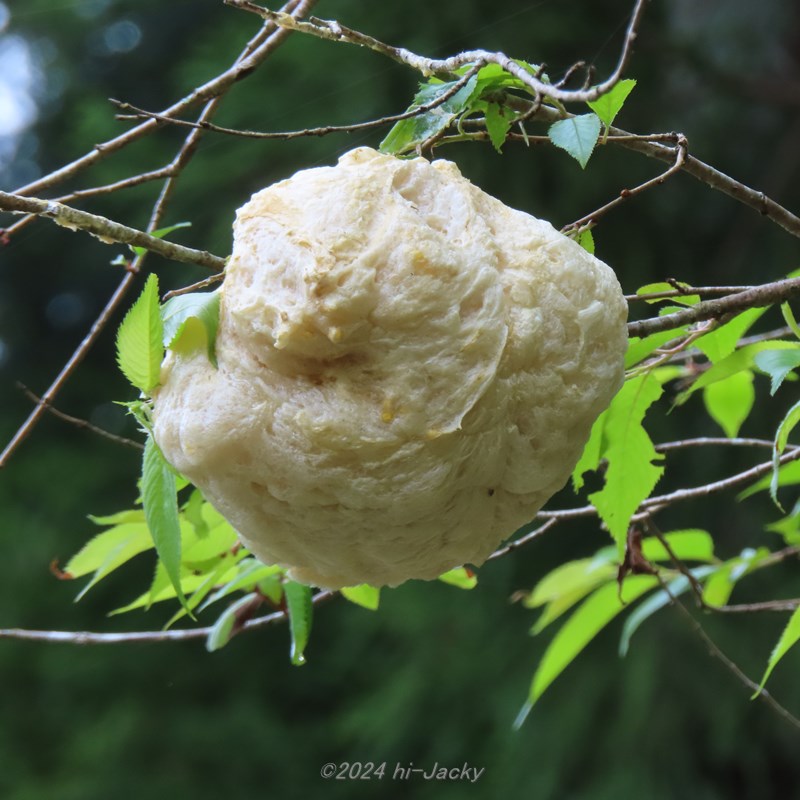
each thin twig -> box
[564,134,688,232]
[111,65,481,140]
[163,272,225,300]
[0,0,318,469]
[0,590,336,645]
[17,384,144,451]
[537,446,800,522]
[502,95,800,239]
[625,285,753,303]
[0,272,139,469]
[655,437,776,452]
[655,574,800,730]
[226,0,649,104]
[10,0,314,199]
[0,191,226,271]
[487,518,560,561]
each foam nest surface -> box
[152,147,627,588]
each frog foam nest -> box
[153,147,627,589]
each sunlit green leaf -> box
[635,281,699,306]
[572,408,606,491]
[161,290,220,367]
[640,529,715,563]
[65,520,154,599]
[756,605,800,694]
[438,566,478,589]
[548,113,602,168]
[525,557,617,633]
[696,307,765,363]
[589,374,665,555]
[676,341,798,405]
[110,563,211,615]
[576,228,595,254]
[702,548,770,607]
[200,561,284,611]
[625,328,690,369]
[520,576,657,720]
[341,584,381,610]
[164,553,242,629]
[765,511,800,546]
[587,79,636,127]
[115,273,164,393]
[703,370,754,437]
[781,302,800,340]
[284,580,313,666]
[142,435,188,611]
[739,460,800,500]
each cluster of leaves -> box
[379,62,636,170]
[514,281,800,722]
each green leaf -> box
[202,562,283,611]
[588,374,665,555]
[696,307,765,363]
[640,529,716,563]
[379,76,479,155]
[572,409,605,491]
[771,400,800,509]
[625,328,688,369]
[438,566,478,589]
[782,302,800,340]
[164,553,241,629]
[636,282,700,306]
[521,576,657,720]
[129,221,191,257]
[110,564,212,615]
[703,370,754,437]
[206,592,258,652]
[161,290,221,367]
[756,605,800,694]
[754,349,800,395]
[525,557,617,633]
[548,113,602,169]
[141,435,189,612]
[65,520,154,599]
[341,584,381,610]
[484,102,512,152]
[675,341,798,405]
[702,548,770,606]
[115,273,164,393]
[575,229,595,255]
[284,580,313,666]
[740,460,800,500]
[635,281,699,306]
[587,79,636,127]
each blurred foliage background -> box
[1,0,800,797]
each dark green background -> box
[2,1,800,797]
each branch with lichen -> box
[0,191,226,271]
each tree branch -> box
[0,591,336,645]
[0,191,226,271]
[225,0,649,104]
[110,64,482,140]
[628,277,800,337]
